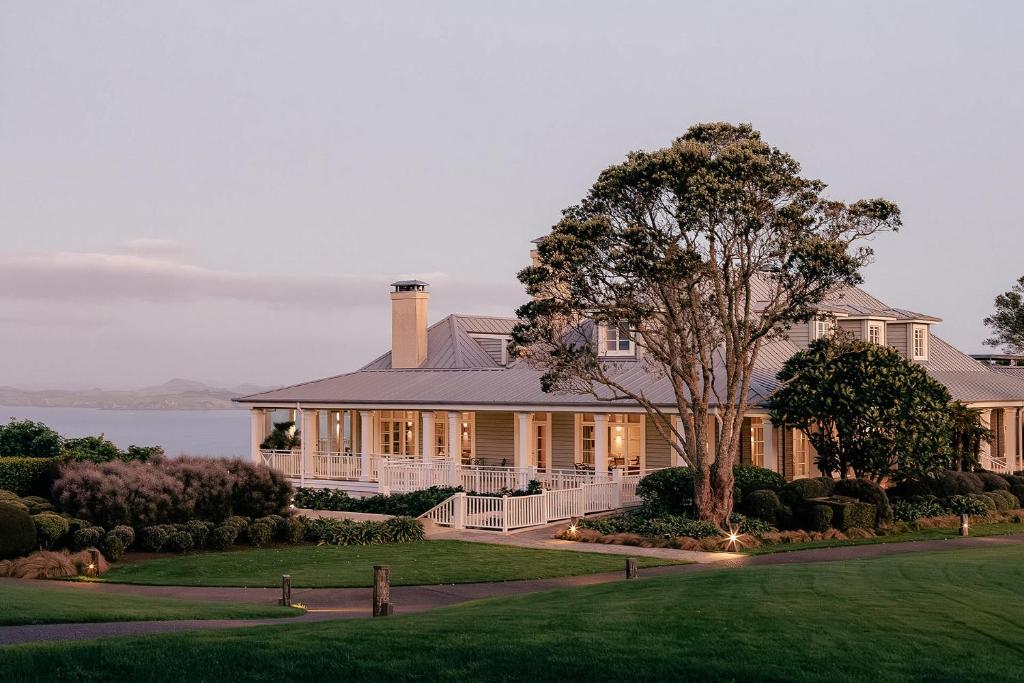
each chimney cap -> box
[391,279,430,293]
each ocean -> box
[0,405,250,459]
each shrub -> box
[994,489,1020,509]
[184,520,212,548]
[52,457,293,528]
[285,516,306,544]
[945,494,990,516]
[102,533,126,561]
[732,465,785,495]
[575,512,721,540]
[892,496,947,522]
[813,477,836,496]
[248,521,273,548]
[983,492,1010,512]
[166,530,195,553]
[304,516,425,545]
[731,513,774,535]
[32,512,70,549]
[73,526,104,550]
[743,489,783,525]
[255,515,288,540]
[63,435,123,462]
[1010,485,1024,505]
[0,456,63,496]
[973,493,998,512]
[635,468,694,514]
[833,478,892,524]
[0,419,63,457]
[976,472,1011,492]
[781,478,829,505]
[802,504,833,531]
[950,471,985,495]
[140,525,171,552]
[109,525,135,548]
[828,501,877,531]
[20,495,54,514]
[0,502,37,559]
[296,486,465,517]
[208,524,238,550]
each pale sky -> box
[1,1,1022,389]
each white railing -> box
[311,451,361,480]
[259,449,301,477]
[420,473,646,534]
[620,473,643,507]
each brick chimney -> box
[390,280,429,368]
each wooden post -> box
[960,514,970,537]
[87,548,100,577]
[625,557,638,580]
[280,574,292,606]
[373,565,392,617]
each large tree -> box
[512,122,900,525]
[984,276,1024,353]
[768,334,953,480]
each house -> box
[236,242,1024,496]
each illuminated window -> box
[378,411,417,456]
[751,421,765,467]
[794,431,811,478]
[578,413,644,469]
[432,412,475,458]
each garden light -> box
[960,514,969,537]
[725,526,742,551]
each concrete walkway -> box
[3,532,1024,646]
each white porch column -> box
[421,411,435,464]
[594,413,609,475]
[250,409,265,463]
[515,412,531,470]
[762,417,777,473]
[359,410,373,481]
[1003,408,1019,472]
[300,408,318,485]
[670,414,685,467]
[447,411,461,461]
[979,409,993,469]
[1017,408,1023,471]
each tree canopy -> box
[512,122,900,524]
[768,334,953,480]
[983,275,1024,353]
[0,419,63,458]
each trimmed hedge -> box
[733,464,785,495]
[827,500,877,531]
[32,512,70,549]
[295,487,464,517]
[304,516,425,545]
[576,512,721,540]
[0,502,36,559]
[0,457,62,496]
[833,478,892,524]
[743,489,784,525]
[803,504,833,532]
[977,472,1011,492]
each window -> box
[794,430,810,478]
[603,322,635,356]
[580,424,596,465]
[577,413,644,470]
[432,412,475,458]
[867,323,883,345]
[812,317,834,340]
[378,411,417,456]
[751,421,765,467]
[912,325,928,360]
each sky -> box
[1,1,1022,389]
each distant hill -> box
[0,379,277,411]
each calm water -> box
[0,406,249,459]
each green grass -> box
[743,522,1024,555]
[0,581,300,626]
[4,545,1024,681]
[101,541,679,588]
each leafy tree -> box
[948,401,991,471]
[63,434,123,462]
[768,335,953,480]
[260,421,301,450]
[125,444,165,462]
[0,418,63,457]
[512,122,900,524]
[983,276,1024,353]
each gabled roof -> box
[361,314,517,371]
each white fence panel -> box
[311,452,361,480]
[259,450,301,477]
[546,487,584,521]
[620,474,643,507]
[464,495,505,530]
[583,481,620,514]
[506,495,546,530]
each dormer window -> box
[812,316,834,340]
[867,322,884,345]
[912,325,928,360]
[603,322,635,357]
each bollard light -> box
[960,513,969,537]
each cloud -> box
[0,244,525,312]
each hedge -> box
[294,486,461,517]
[827,500,877,531]
[0,502,36,559]
[0,457,62,496]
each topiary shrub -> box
[0,502,37,559]
[166,530,194,554]
[109,525,135,548]
[828,500,877,531]
[977,472,1011,492]
[802,504,834,532]
[951,471,985,495]
[813,477,836,496]
[32,512,70,549]
[994,489,1020,509]
[140,525,171,552]
[983,492,1010,512]
[255,515,288,541]
[969,493,996,512]
[743,489,784,525]
[781,478,829,506]
[732,465,785,495]
[945,494,989,516]
[208,524,238,550]
[102,533,126,561]
[0,457,62,497]
[892,496,946,522]
[20,495,54,515]
[285,516,306,544]
[72,526,104,550]
[634,468,694,514]
[247,521,273,548]
[833,478,891,524]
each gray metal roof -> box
[237,285,1024,408]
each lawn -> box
[0,581,300,626]
[5,545,1024,681]
[101,541,679,587]
[743,522,1024,555]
